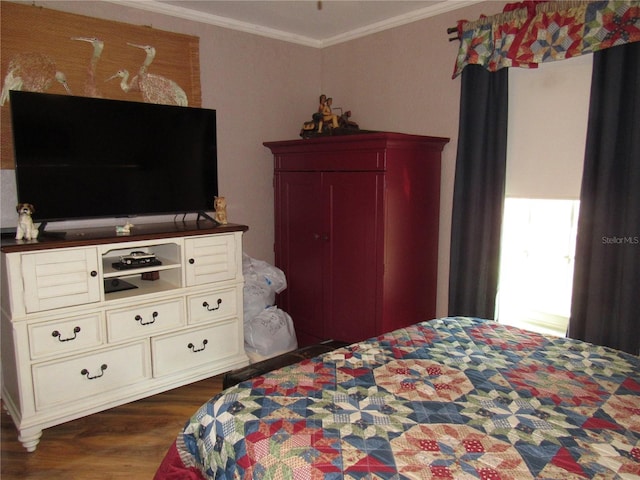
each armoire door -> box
[322,171,382,343]
[275,171,325,344]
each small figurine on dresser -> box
[115,222,134,234]
[15,203,38,240]
[300,94,360,138]
[214,196,228,225]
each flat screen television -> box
[9,90,218,228]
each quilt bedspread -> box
[176,317,640,479]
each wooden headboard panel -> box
[1,2,201,169]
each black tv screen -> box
[10,90,217,224]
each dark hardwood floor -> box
[1,375,224,479]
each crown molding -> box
[106,0,482,48]
[322,1,481,47]
[105,0,322,47]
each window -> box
[496,198,579,336]
[497,55,591,336]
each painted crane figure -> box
[0,53,71,106]
[107,43,188,106]
[128,42,155,78]
[106,69,188,106]
[71,36,104,97]
[113,42,155,93]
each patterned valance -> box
[453,1,640,78]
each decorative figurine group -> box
[300,94,359,138]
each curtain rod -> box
[447,26,460,42]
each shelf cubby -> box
[101,242,182,299]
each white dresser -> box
[0,221,249,451]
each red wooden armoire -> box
[265,132,449,346]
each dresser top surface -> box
[1,221,248,253]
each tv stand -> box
[1,221,249,452]
[35,222,68,239]
[197,211,219,224]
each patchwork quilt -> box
[158,317,640,479]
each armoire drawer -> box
[28,313,104,360]
[152,320,241,377]
[187,287,239,325]
[106,298,185,343]
[32,341,150,410]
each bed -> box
[154,316,640,479]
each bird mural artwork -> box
[106,42,188,106]
[1,40,188,108]
[0,52,71,106]
[71,36,104,98]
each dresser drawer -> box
[152,320,241,377]
[187,286,239,325]
[106,298,185,343]
[28,313,104,360]
[32,341,150,410]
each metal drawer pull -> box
[188,339,208,352]
[52,326,81,342]
[135,311,158,326]
[202,299,222,311]
[81,364,107,380]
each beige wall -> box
[4,0,508,317]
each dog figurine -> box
[213,196,228,225]
[16,203,39,240]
